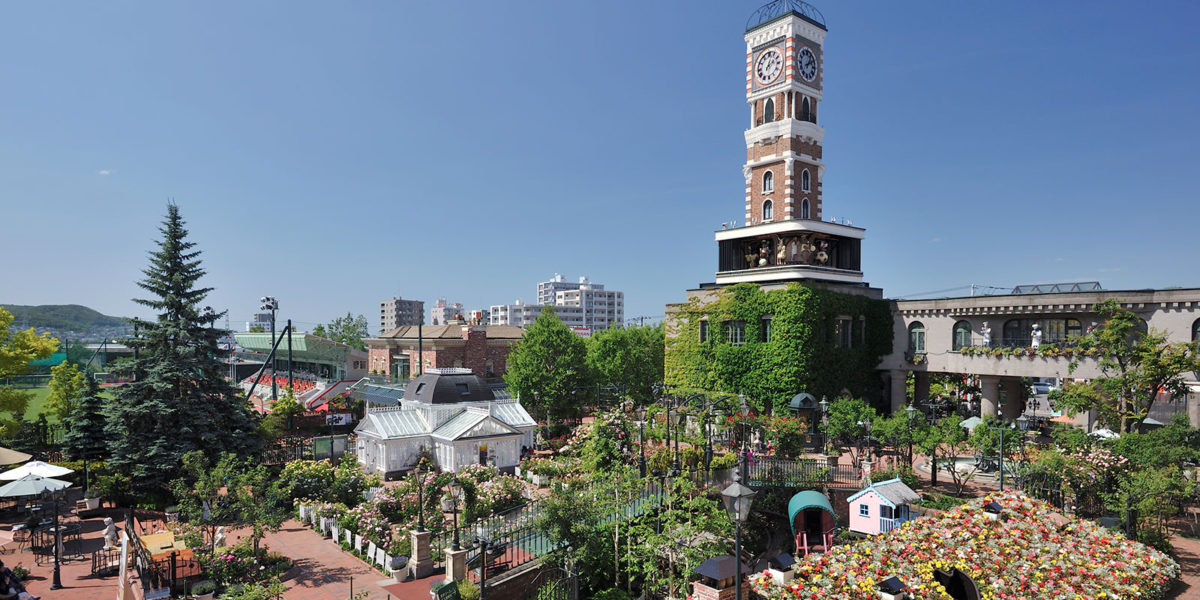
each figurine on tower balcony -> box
[980,322,992,347]
[1030,324,1043,348]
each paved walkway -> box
[262,520,408,600]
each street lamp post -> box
[639,422,647,478]
[721,482,756,600]
[818,396,829,455]
[414,464,427,532]
[905,403,916,467]
[447,477,463,551]
[260,296,279,401]
[44,489,62,590]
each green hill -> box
[2,304,129,332]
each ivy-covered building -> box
[665,1,893,414]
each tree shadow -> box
[285,557,360,588]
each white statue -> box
[980,322,991,347]
[1030,323,1042,348]
[102,517,119,550]
[213,526,227,548]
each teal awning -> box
[787,490,835,537]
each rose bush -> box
[749,491,1178,600]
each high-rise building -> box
[491,275,624,331]
[379,296,424,334]
[431,298,465,325]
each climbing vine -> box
[665,283,892,414]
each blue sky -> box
[2,1,1198,331]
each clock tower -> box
[714,0,869,289]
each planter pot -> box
[83,497,101,511]
[530,474,543,487]
[390,556,409,581]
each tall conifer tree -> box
[63,374,109,461]
[107,205,261,497]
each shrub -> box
[457,579,480,600]
[592,589,633,600]
[192,580,217,594]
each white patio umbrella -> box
[0,460,74,480]
[0,473,71,498]
[1088,428,1120,440]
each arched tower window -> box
[801,97,811,122]
[801,169,811,192]
[801,198,810,219]
[762,170,774,193]
[908,322,926,354]
[764,98,776,124]
[952,320,972,351]
[1193,318,1200,342]
[762,199,774,221]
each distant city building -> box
[246,311,273,332]
[431,298,464,325]
[491,274,624,331]
[379,296,424,334]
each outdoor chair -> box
[10,530,29,554]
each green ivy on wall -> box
[665,282,893,414]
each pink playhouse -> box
[787,490,836,556]
[847,477,920,535]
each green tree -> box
[0,306,58,437]
[310,323,327,339]
[107,205,262,499]
[872,407,929,465]
[916,415,973,495]
[1057,299,1200,433]
[586,324,664,406]
[170,451,286,553]
[46,360,87,422]
[503,306,591,424]
[63,374,110,461]
[823,396,877,469]
[321,313,369,351]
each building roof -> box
[234,332,363,364]
[746,0,826,32]
[403,370,496,404]
[431,410,521,441]
[373,324,525,341]
[361,408,429,438]
[693,556,747,581]
[353,383,405,407]
[847,477,921,508]
[787,490,835,537]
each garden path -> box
[257,519,406,600]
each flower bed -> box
[749,491,1178,600]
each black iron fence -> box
[261,434,350,465]
[747,457,860,488]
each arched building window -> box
[1193,318,1200,342]
[764,98,776,124]
[801,169,811,192]
[908,322,926,354]
[952,320,972,351]
[801,198,810,219]
[762,199,774,221]
[762,170,774,193]
[801,96,811,121]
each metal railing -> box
[746,457,860,488]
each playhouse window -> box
[858,504,869,517]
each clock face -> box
[754,47,784,85]
[797,47,818,82]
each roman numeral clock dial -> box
[797,46,818,82]
[754,47,783,85]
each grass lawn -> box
[11,386,115,424]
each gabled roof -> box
[431,411,520,441]
[847,477,921,508]
[491,402,536,429]
[373,324,525,340]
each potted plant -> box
[83,489,102,511]
[389,555,408,581]
[191,580,216,600]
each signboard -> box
[326,413,353,426]
[570,327,592,338]
[436,582,461,600]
